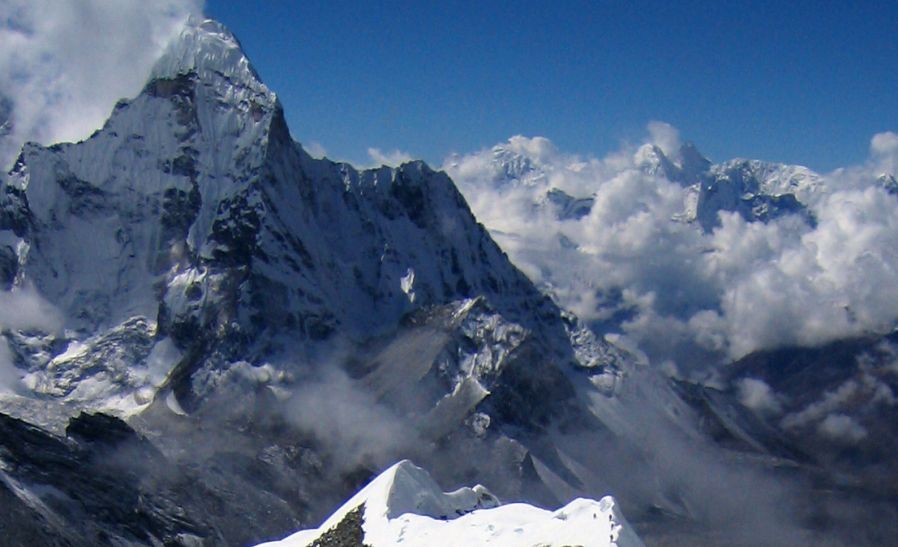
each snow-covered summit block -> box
[258,460,645,547]
[634,142,711,186]
[709,158,824,202]
[149,17,273,103]
[328,460,499,524]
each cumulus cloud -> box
[503,134,560,163]
[0,0,203,169]
[778,352,896,441]
[446,123,898,378]
[704,184,898,358]
[781,379,857,431]
[368,147,414,167]
[870,131,898,158]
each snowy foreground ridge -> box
[258,460,644,547]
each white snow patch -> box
[257,460,644,547]
[400,267,416,303]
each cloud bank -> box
[445,125,898,377]
[0,0,203,169]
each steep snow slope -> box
[258,460,644,547]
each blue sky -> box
[205,1,898,171]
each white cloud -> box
[367,147,414,167]
[646,120,681,157]
[870,131,898,175]
[303,141,328,159]
[0,0,203,168]
[446,122,898,377]
[780,354,898,438]
[871,131,898,158]
[284,359,418,473]
[504,135,559,163]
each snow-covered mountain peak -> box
[709,158,824,201]
[678,142,712,179]
[2,9,613,422]
[1,18,291,335]
[329,460,499,524]
[149,16,273,106]
[442,136,560,188]
[633,143,670,170]
[634,142,711,185]
[258,460,645,547]
[488,143,547,186]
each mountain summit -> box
[259,460,645,547]
[150,18,268,90]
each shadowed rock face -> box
[0,244,15,289]
[0,407,365,546]
[0,411,210,545]
[308,505,369,547]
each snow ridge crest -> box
[258,460,646,547]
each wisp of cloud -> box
[0,0,203,169]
